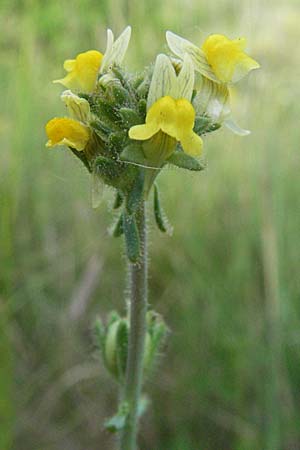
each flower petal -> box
[61,90,91,122]
[129,122,160,141]
[180,132,203,156]
[100,26,131,73]
[202,34,260,83]
[176,53,194,101]
[224,118,250,136]
[147,54,178,109]
[166,31,219,83]
[45,117,90,151]
[193,76,230,122]
[53,50,103,92]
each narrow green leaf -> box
[154,184,171,233]
[126,171,144,215]
[113,190,124,209]
[116,319,129,379]
[123,213,140,263]
[167,150,205,171]
[110,212,124,238]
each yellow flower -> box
[202,34,260,83]
[53,50,103,92]
[45,117,90,151]
[129,96,203,157]
[53,27,132,93]
[166,31,259,84]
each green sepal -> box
[132,74,145,89]
[89,120,110,141]
[92,99,120,126]
[137,79,150,99]
[126,171,144,215]
[119,107,143,127]
[205,122,221,133]
[167,150,206,171]
[113,190,124,209]
[111,84,130,106]
[107,131,127,153]
[153,184,170,233]
[110,212,124,238]
[194,116,221,135]
[120,143,147,166]
[194,116,211,134]
[138,99,147,118]
[104,402,129,433]
[123,212,140,263]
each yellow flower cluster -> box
[45,26,259,178]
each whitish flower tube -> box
[44,25,259,450]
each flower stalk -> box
[120,201,148,450]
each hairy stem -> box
[120,202,148,450]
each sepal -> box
[119,107,143,127]
[120,143,147,166]
[166,149,205,171]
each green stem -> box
[120,202,148,450]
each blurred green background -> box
[1,0,300,449]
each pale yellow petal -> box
[63,59,76,72]
[180,132,203,156]
[202,34,260,83]
[129,123,160,141]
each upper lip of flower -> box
[166,30,260,84]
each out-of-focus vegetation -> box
[1,0,300,449]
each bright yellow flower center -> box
[45,117,90,151]
[53,50,103,92]
[129,96,203,157]
[202,34,260,83]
